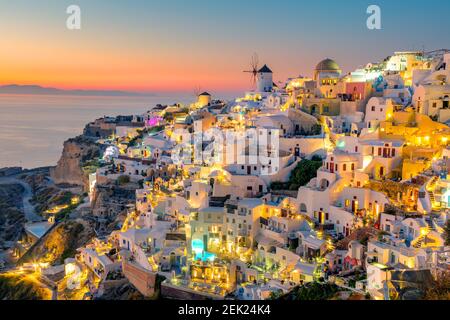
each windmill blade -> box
[251,53,259,72]
[194,85,201,97]
[242,53,260,89]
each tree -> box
[271,158,323,191]
[444,221,450,246]
[279,282,340,300]
[269,289,283,300]
[424,271,450,300]
[288,158,323,190]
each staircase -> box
[427,176,440,210]
[434,218,445,233]
[425,218,435,231]
[326,236,336,252]
[427,176,438,190]
[412,234,426,248]
[412,221,433,248]
[429,191,437,208]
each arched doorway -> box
[320,179,330,190]
[300,203,307,213]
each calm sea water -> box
[0,93,202,169]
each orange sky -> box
[0,9,253,93]
[0,33,250,92]
[2,1,449,94]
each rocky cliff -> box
[0,184,26,251]
[89,182,138,235]
[50,136,101,187]
[0,274,49,300]
[18,219,95,265]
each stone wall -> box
[122,260,156,297]
[161,282,224,300]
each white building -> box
[257,65,274,93]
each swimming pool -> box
[192,239,216,262]
[194,251,216,262]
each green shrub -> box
[271,158,323,191]
[280,282,340,300]
[117,175,130,185]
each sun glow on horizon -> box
[1,0,449,92]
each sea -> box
[0,93,237,169]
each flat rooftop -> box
[25,221,53,239]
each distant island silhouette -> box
[0,84,153,97]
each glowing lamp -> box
[65,263,77,276]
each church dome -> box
[315,59,341,72]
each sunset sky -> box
[1,0,449,93]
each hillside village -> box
[3,50,450,300]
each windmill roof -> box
[199,92,211,96]
[258,65,273,73]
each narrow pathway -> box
[0,176,41,222]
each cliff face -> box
[0,274,49,300]
[19,219,95,265]
[90,183,137,234]
[0,184,26,250]
[50,136,100,187]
